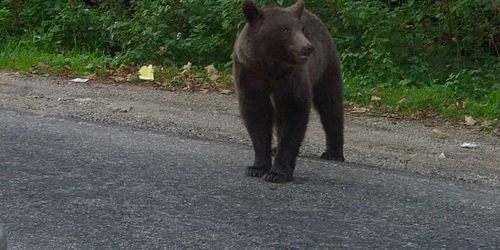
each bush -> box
[1,0,498,101]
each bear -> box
[233,0,344,183]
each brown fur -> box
[233,0,344,183]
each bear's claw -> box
[263,172,293,183]
[246,166,270,177]
[320,150,345,162]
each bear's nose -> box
[302,45,314,55]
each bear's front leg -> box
[264,93,311,183]
[237,82,274,177]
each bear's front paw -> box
[246,166,270,177]
[320,150,345,162]
[263,172,293,183]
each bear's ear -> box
[243,0,262,23]
[289,0,305,17]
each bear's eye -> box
[283,28,290,34]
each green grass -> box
[0,39,46,71]
[0,37,115,76]
[344,75,500,124]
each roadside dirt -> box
[1,71,499,187]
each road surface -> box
[1,109,500,249]
[1,71,500,248]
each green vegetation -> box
[0,0,498,123]
[0,37,114,75]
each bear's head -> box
[241,0,314,66]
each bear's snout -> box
[301,44,314,56]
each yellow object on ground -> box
[139,65,154,81]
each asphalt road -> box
[1,108,500,249]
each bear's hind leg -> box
[313,72,345,162]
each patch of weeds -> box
[217,67,234,90]
[0,37,116,76]
[345,75,499,123]
[157,66,179,79]
[159,75,184,91]
[0,39,47,71]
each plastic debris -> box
[70,78,89,83]
[460,142,479,149]
[138,65,154,81]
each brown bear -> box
[233,0,344,183]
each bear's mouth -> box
[285,52,309,65]
[296,54,310,63]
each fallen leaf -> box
[397,98,406,105]
[126,74,135,82]
[371,96,382,101]
[139,65,154,81]
[182,62,192,75]
[29,62,49,73]
[455,97,465,109]
[205,64,220,81]
[432,128,450,139]
[465,115,476,126]
[116,64,135,75]
[85,73,97,80]
[113,76,126,82]
[351,107,368,114]
[158,45,167,54]
[219,89,231,94]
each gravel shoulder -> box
[1,72,499,187]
